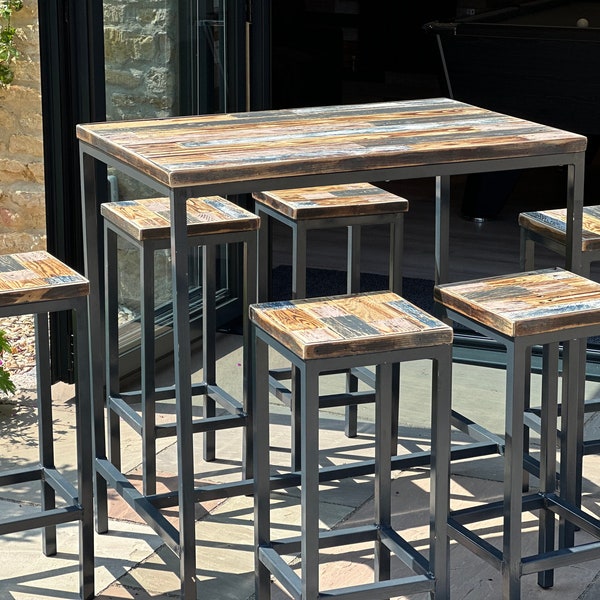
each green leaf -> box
[0,366,15,395]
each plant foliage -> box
[0,329,15,396]
[0,0,23,86]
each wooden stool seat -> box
[0,251,89,305]
[251,291,453,599]
[435,267,600,597]
[251,290,452,359]
[520,206,600,252]
[436,267,600,337]
[0,251,93,599]
[100,195,260,240]
[253,182,409,220]
[520,206,600,276]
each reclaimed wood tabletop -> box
[77,97,587,189]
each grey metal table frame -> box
[77,98,587,598]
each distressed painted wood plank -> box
[435,268,600,337]
[101,196,260,241]
[250,290,452,360]
[0,251,89,306]
[519,206,600,252]
[252,182,408,220]
[77,98,587,189]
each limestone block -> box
[26,162,44,183]
[0,159,27,182]
[8,134,43,158]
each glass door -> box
[102,0,250,375]
[39,0,268,381]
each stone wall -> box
[104,0,177,122]
[103,0,179,312]
[0,1,45,253]
[0,1,178,255]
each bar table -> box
[77,97,587,598]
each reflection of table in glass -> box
[77,97,587,599]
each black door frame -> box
[38,0,271,382]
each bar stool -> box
[101,196,259,499]
[519,206,600,275]
[520,207,600,494]
[251,290,453,600]
[0,251,93,599]
[254,183,408,469]
[435,268,600,598]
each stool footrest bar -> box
[380,525,431,575]
[0,505,83,536]
[44,467,79,505]
[259,546,302,600]
[96,458,180,553]
[0,466,43,486]
[521,541,600,575]
[448,517,503,570]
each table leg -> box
[170,191,197,599]
[80,148,109,534]
[564,157,586,275]
[435,174,451,287]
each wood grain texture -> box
[77,98,587,189]
[252,182,409,220]
[435,267,600,337]
[101,196,260,241]
[519,206,600,252]
[250,290,452,360]
[0,251,89,307]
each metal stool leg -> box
[345,224,361,439]
[537,342,559,589]
[253,325,271,599]
[74,299,95,599]
[203,243,217,462]
[35,312,56,556]
[431,350,451,600]
[140,242,157,495]
[503,340,528,600]
[302,361,320,599]
[105,226,121,475]
[375,362,392,582]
